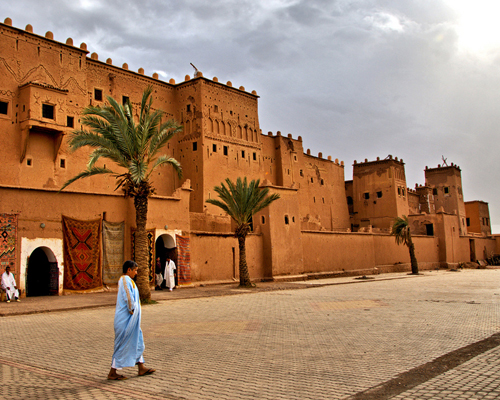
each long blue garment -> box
[111,275,145,368]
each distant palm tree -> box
[207,177,280,287]
[391,215,419,274]
[60,86,182,300]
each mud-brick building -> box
[0,18,497,299]
[465,201,491,236]
[346,156,410,232]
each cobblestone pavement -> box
[1,269,500,399]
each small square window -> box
[212,144,217,152]
[187,104,191,112]
[377,191,382,198]
[27,158,32,166]
[0,101,8,115]
[67,116,74,128]
[60,159,66,168]
[433,188,438,195]
[214,105,218,113]
[193,142,198,151]
[42,104,54,119]
[444,187,449,194]
[300,170,304,177]
[241,150,245,158]
[223,146,228,156]
[94,88,103,101]
[311,177,314,183]
[320,179,324,185]
[122,96,129,105]
[364,192,370,200]
[253,152,257,161]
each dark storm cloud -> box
[3,0,500,231]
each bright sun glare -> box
[446,0,500,55]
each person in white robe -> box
[107,260,155,380]
[1,266,20,302]
[164,257,176,291]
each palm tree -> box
[391,215,419,274]
[207,177,280,287]
[60,86,182,301]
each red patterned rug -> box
[62,216,102,291]
[131,228,155,284]
[176,234,191,285]
[0,213,18,274]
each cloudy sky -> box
[4,0,500,232]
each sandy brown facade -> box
[0,18,497,298]
[465,201,492,236]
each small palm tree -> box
[207,177,280,287]
[391,215,419,274]
[60,86,182,301]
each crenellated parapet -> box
[353,154,405,166]
[1,17,259,95]
[425,163,461,172]
[265,130,344,166]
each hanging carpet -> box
[176,234,191,285]
[0,213,18,273]
[62,216,102,291]
[131,228,155,284]
[102,221,125,284]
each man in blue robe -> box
[108,260,155,380]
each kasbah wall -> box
[0,18,497,298]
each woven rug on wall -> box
[102,221,125,284]
[131,228,155,284]
[176,234,192,285]
[0,213,18,273]
[62,216,102,291]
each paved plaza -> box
[1,269,500,399]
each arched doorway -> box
[155,234,177,287]
[27,246,58,297]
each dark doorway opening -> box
[155,234,177,287]
[469,239,476,262]
[27,247,58,296]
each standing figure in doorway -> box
[164,256,176,291]
[1,266,20,302]
[155,257,163,291]
[108,260,155,380]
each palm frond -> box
[391,216,411,246]
[148,155,182,179]
[207,177,280,228]
[59,167,115,192]
[61,87,181,195]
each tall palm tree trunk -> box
[407,235,419,275]
[134,194,151,301]
[237,234,252,287]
